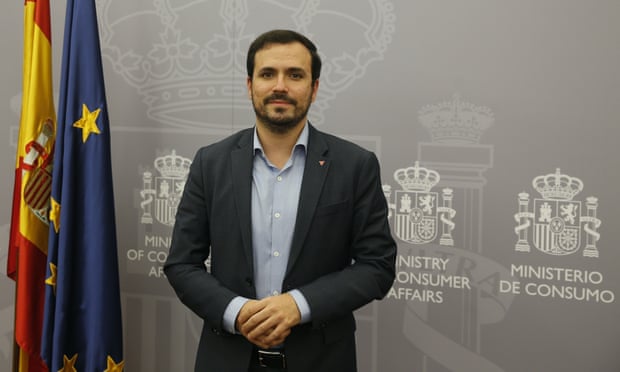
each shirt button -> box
[273,251,280,257]
[277,176,283,181]
[274,212,281,218]
[272,290,280,296]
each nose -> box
[273,74,288,92]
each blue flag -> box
[41,0,124,371]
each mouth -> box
[268,100,292,105]
[266,96,295,106]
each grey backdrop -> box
[2,1,619,371]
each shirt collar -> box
[253,123,309,155]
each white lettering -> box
[148,265,165,278]
[499,280,521,294]
[395,271,470,289]
[144,235,172,248]
[396,255,449,271]
[387,286,443,303]
[147,250,168,263]
[511,264,603,284]
[126,249,144,261]
[524,282,614,303]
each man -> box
[164,29,396,372]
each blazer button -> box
[245,277,253,286]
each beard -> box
[251,92,312,134]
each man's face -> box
[247,41,319,133]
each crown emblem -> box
[154,150,191,179]
[98,0,396,130]
[385,161,455,245]
[515,169,600,258]
[418,94,494,144]
[532,168,583,201]
[394,161,440,192]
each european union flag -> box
[41,0,124,371]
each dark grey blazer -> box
[164,124,396,372]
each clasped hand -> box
[236,293,301,349]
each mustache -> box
[264,94,296,105]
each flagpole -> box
[11,292,18,372]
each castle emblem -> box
[23,119,55,224]
[383,161,456,245]
[514,168,601,257]
[140,150,192,226]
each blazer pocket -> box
[314,200,350,217]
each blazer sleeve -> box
[163,147,238,330]
[297,150,397,326]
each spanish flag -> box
[8,1,55,371]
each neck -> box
[256,120,306,169]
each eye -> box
[290,72,302,79]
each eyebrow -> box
[257,66,307,75]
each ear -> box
[246,77,253,99]
[311,79,319,102]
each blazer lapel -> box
[287,125,330,274]
[231,129,255,274]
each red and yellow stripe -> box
[8,1,55,371]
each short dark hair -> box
[246,29,322,83]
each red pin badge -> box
[319,160,326,166]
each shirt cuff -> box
[288,289,311,324]
[222,296,249,334]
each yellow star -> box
[58,354,78,372]
[103,355,125,372]
[73,103,101,143]
[50,197,61,233]
[45,262,57,294]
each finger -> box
[246,328,278,349]
[248,321,290,348]
[245,297,294,339]
[264,328,291,348]
[245,313,279,339]
[237,300,266,335]
[237,300,263,324]
[240,306,273,335]
[254,332,286,349]
[260,324,291,347]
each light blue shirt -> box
[222,124,312,334]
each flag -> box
[8,0,55,371]
[41,0,124,370]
